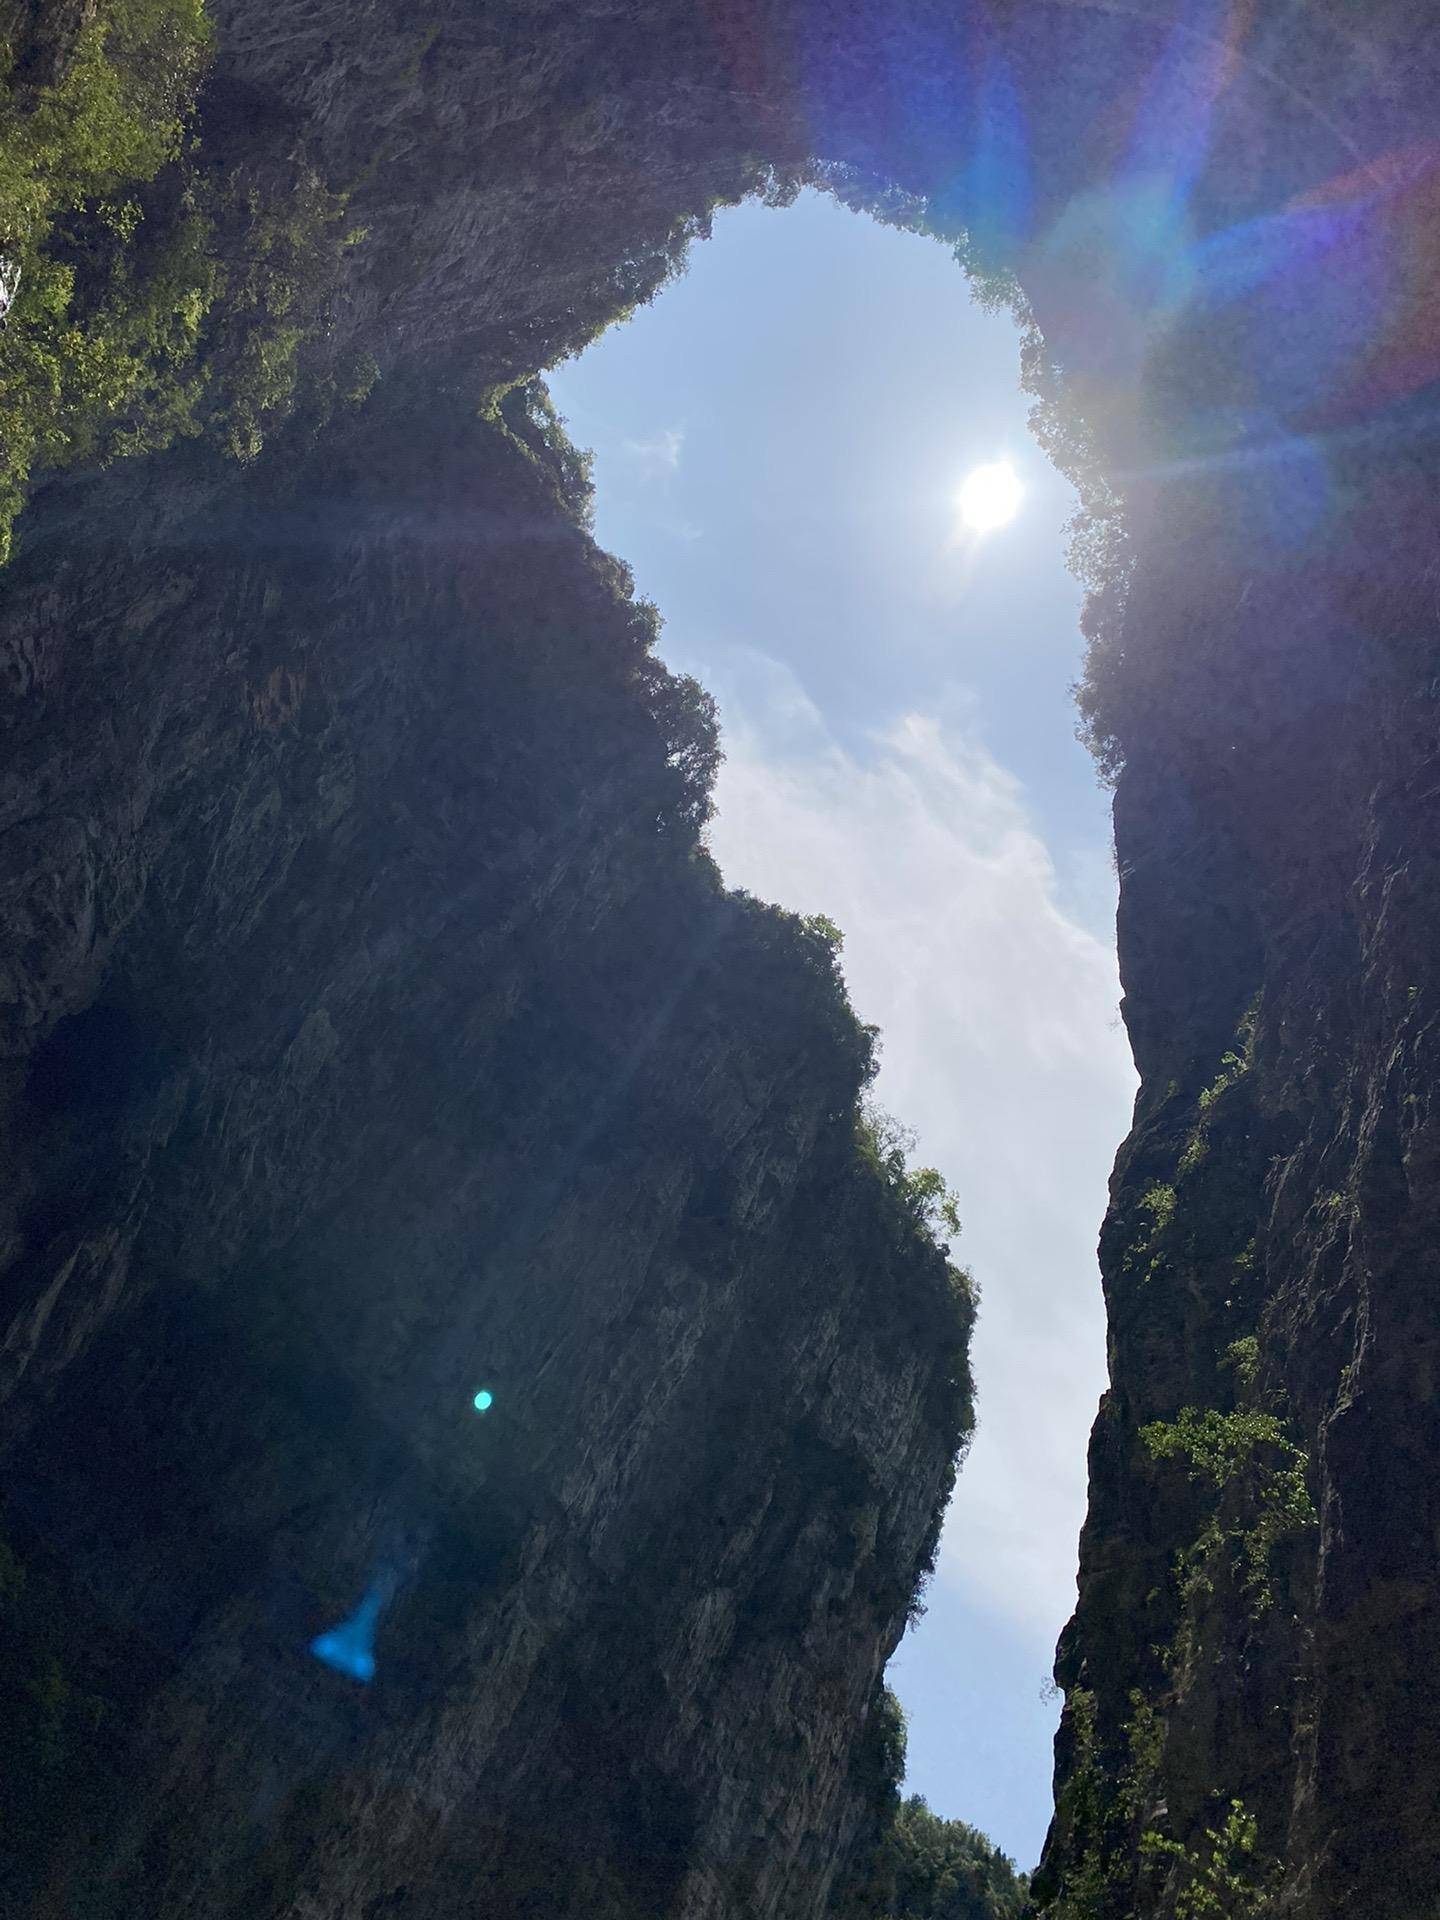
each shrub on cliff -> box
[0,0,211,553]
[0,0,375,558]
[857,1101,964,1244]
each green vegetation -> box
[803,911,846,950]
[1140,1802,1280,1918]
[1124,1180,1176,1281]
[1179,1007,1259,1173]
[1117,1688,1164,1823]
[876,1796,1030,1920]
[857,1100,964,1244]
[1041,1682,1282,1918]
[1199,1050,1249,1114]
[1176,1129,1209,1177]
[1140,1405,1315,1612]
[1042,1337,1303,1913]
[1138,1181,1176,1234]
[1314,1187,1354,1226]
[208,168,363,462]
[847,1071,976,1520]
[0,0,377,559]
[1141,1407,1288,1486]
[834,1690,1027,1920]
[0,0,210,553]
[1223,1335,1260,1390]
[487,376,598,528]
[1043,1686,1111,1919]
[1040,1295,1304,1907]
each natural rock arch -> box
[1,4,1438,1916]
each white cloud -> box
[704,658,1137,1642]
[621,424,685,476]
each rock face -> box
[3,0,1440,1915]
[996,15,1440,1920]
[0,373,970,1915]
[1033,578,1440,1918]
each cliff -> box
[3,1,1440,1916]
[1032,536,1440,1917]
[0,364,973,1915]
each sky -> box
[548,187,1138,1871]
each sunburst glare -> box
[958,461,1024,534]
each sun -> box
[958,461,1024,534]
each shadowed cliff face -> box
[0,13,978,1915]
[1032,510,1440,1916]
[0,379,970,1916]
[3,1,1440,1915]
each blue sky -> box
[549,187,1136,1871]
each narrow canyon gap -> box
[2,4,1440,1918]
[547,185,1135,1864]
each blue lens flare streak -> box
[311,1585,385,1684]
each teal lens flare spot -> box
[473,1389,494,1412]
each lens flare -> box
[311,1588,384,1684]
[958,461,1023,534]
[473,1388,494,1412]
